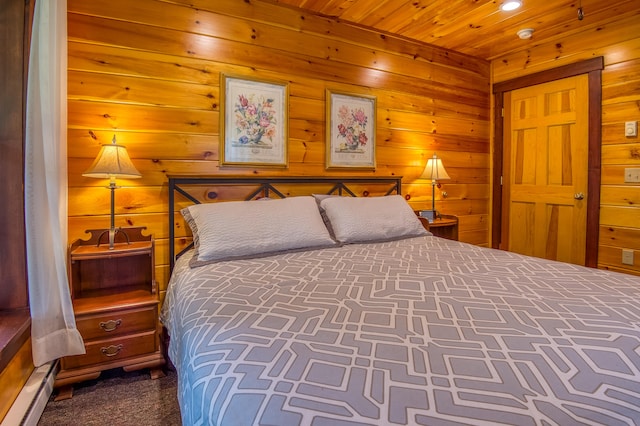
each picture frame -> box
[326,89,376,169]
[220,74,289,167]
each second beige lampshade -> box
[419,153,450,222]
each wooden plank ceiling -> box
[265,0,640,60]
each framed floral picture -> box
[326,89,376,169]
[220,74,288,167]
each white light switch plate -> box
[625,168,640,183]
[625,121,637,137]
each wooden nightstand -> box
[55,227,164,400]
[417,214,459,241]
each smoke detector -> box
[517,28,534,39]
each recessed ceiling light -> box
[500,1,522,11]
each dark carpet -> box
[38,368,181,425]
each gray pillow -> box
[319,195,428,244]
[182,196,337,267]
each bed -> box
[161,176,640,426]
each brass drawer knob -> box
[100,344,123,357]
[99,319,122,332]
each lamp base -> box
[96,227,132,249]
[419,210,440,223]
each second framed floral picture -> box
[220,74,289,167]
[326,89,376,169]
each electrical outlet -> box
[625,168,640,183]
[626,121,638,137]
[622,249,634,266]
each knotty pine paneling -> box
[491,15,640,274]
[165,0,491,75]
[67,0,491,298]
[272,0,640,61]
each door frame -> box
[491,57,604,267]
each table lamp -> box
[419,153,450,222]
[83,135,141,249]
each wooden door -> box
[502,74,589,265]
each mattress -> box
[161,235,640,425]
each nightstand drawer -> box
[75,306,157,340]
[61,331,157,370]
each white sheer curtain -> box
[25,0,85,367]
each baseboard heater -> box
[1,361,57,426]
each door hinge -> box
[501,107,504,117]
[500,176,503,185]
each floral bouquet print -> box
[234,94,277,147]
[336,105,368,151]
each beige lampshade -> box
[420,153,450,182]
[83,135,141,179]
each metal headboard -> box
[168,176,403,272]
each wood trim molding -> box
[492,57,604,94]
[492,57,604,267]
[586,68,603,268]
[0,0,35,378]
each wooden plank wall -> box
[66,0,491,299]
[491,13,640,275]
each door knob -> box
[574,192,584,200]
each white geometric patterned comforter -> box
[161,236,640,426]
